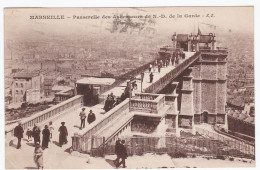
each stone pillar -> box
[175,114,180,137]
[179,68,194,129]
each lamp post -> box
[141,72,144,93]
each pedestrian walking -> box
[26,128,32,142]
[32,123,41,146]
[49,121,54,141]
[34,142,43,169]
[116,140,127,168]
[58,122,68,147]
[87,110,96,124]
[79,108,86,129]
[120,92,126,102]
[149,72,154,83]
[14,122,24,149]
[113,139,121,166]
[42,125,50,149]
[104,94,110,112]
[171,55,175,66]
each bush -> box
[168,152,187,158]
[216,155,225,160]
[136,152,144,156]
[229,157,234,161]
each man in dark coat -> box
[149,72,154,83]
[104,95,110,112]
[120,92,126,102]
[14,122,24,149]
[42,125,50,149]
[87,110,96,124]
[32,123,41,146]
[158,62,161,73]
[116,140,127,168]
[113,139,121,166]
[58,122,68,147]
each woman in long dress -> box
[58,122,68,147]
[42,125,50,149]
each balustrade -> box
[6,95,83,136]
[144,52,200,93]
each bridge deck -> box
[102,52,195,97]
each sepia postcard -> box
[4,7,255,169]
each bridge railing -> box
[101,56,165,95]
[134,93,159,100]
[195,127,255,157]
[200,49,228,54]
[72,99,130,152]
[129,94,165,114]
[129,98,158,114]
[90,136,255,159]
[6,95,83,137]
[145,52,200,93]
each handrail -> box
[195,127,255,156]
[144,52,200,93]
[6,95,83,135]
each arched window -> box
[16,83,18,87]
[21,90,23,94]
[21,83,23,88]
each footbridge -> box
[6,50,197,142]
[6,48,240,161]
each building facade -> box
[11,72,41,103]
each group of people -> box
[104,90,131,112]
[104,93,119,112]
[114,139,128,168]
[14,121,68,169]
[79,108,96,129]
[14,121,69,149]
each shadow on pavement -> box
[25,167,37,169]
[9,140,17,148]
[53,141,61,147]
[73,125,81,129]
[105,158,116,168]
[26,142,35,147]
[64,147,72,153]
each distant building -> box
[52,85,75,103]
[26,89,41,104]
[76,77,115,105]
[43,79,54,97]
[11,72,41,103]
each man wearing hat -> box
[32,123,41,146]
[58,122,68,147]
[87,110,96,124]
[79,108,86,129]
[14,122,24,149]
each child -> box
[49,121,54,142]
[26,128,32,142]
